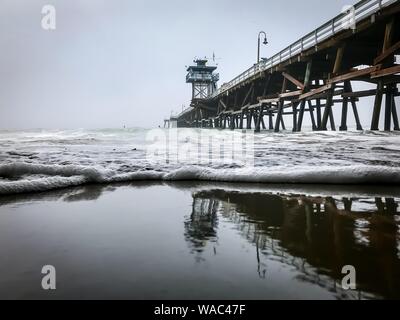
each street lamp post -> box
[257,31,268,63]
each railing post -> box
[314,29,318,51]
[301,38,304,52]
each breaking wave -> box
[1,128,400,195]
[1,162,400,195]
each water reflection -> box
[184,195,219,259]
[186,189,400,299]
[1,182,400,299]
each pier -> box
[173,0,400,132]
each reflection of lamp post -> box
[257,31,268,63]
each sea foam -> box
[0,162,399,195]
[1,128,400,195]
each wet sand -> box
[0,182,399,299]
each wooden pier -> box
[174,0,400,132]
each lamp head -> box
[263,38,268,45]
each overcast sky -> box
[0,0,395,129]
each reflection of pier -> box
[185,190,400,299]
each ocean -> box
[1,128,400,194]
[1,128,400,299]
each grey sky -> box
[0,0,393,129]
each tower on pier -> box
[186,58,219,100]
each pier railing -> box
[211,0,397,98]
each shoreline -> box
[1,180,400,199]
[1,162,400,196]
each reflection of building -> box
[184,190,400,299]
[184,197,219,255]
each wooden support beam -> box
[374,40,400,65]
[230,114,235,130]
[217,101,222,114]
[241,103,250,110]
[255,106,264,132]
[333,45,345,75]
[304,61,312,88]
[292,102,298,132]
[306,89,344,100]
[371,65,400,79]
[297,100,306,131]
[345,81,363,131]
[384,84,393,131]
[282,72,305,90]
[259,98,280,104]
[321,87,334,130]
[392,96,400,130]
[342,89,377,98]
[248,103,262,109]
[329,65,381,84]
[261,116,266,130]
[252,109,258,129]
[274,78,288,132]
[220,99,228,110]
[351,99,363,131]
[299,84,332,100]
[274,100,284,132]
[383,83,399,131]
[316,99,322,129]
[383,18,395,53]
[247,110,253,129]
[339,80,356,131]
[257,94,279,101]
[268,110,274,130]
[371,81,384,130]
[241,83,254,107]
[329,106,336,131]
[340,91,349,131]
[281,117,286,130]
[262,76,271,96]
[308,101,317,130]
[279,90,302,99]
[296,61,313,131]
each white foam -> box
[0,176,87,195]
[0,162,113,181]
[1,128,400,195]
[0,162,399,195]
[164,165,400,184]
